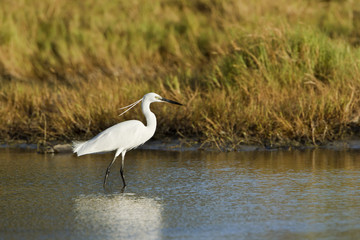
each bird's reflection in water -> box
[74,193,162,239]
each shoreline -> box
[2,138,360,154]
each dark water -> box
[0,148,360,239]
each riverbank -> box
[3,137,360,154]
[1,0,360,150]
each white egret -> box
[73,92,182,188]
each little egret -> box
[73,92,182,188]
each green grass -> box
[1,0,360,150]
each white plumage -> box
[74,120,149,156]
[73,92,182,188]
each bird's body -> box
[73,92,181,188]
[73,120,150,155]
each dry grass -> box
[1,0,360,149]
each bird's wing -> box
[74,120,146,156]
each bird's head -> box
[143,92,182,105]
[118,93,182,117]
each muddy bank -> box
[2,138,360,154]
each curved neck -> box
[141,100,157,129]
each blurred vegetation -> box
[1,0,360,150]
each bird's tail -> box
[72,141,86,156]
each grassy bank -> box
[1,0,360,150]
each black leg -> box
[120,166,126,188]
[120,151,127,188]
[103,155,117,188]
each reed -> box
[1,0,360,149]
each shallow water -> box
[0,148,360,239]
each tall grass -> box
[1,0,360,149]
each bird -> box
[73,92,182,188]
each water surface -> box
[0,148,360,239]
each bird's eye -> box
[155,96,161,100]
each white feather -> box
[73,120,152,156]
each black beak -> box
[161,98,182,106]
